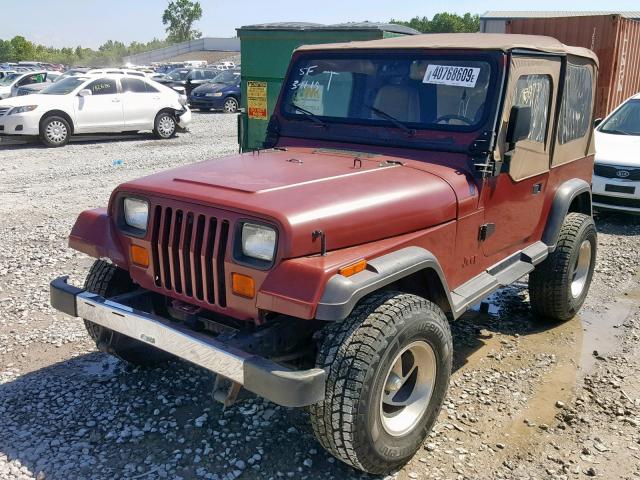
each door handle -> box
[112,98,120,103]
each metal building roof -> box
[238,21,420,35]
[481,11,640,20]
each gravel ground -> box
[1,114,640,480]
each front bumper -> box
[0,111,40,136]
[50,276,325,407]
[176,107,192,129]
[592,174,640,214]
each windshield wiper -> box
[292,104,328,128]
[366,105,415,137]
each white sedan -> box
[593,93,640,214]
[0,74,191,147]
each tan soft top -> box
[296,33,598,65]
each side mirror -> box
[78,89,92,97]
[593,117,603,128]
[505,105,532,147]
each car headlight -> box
[241,223,277,262]
[123,197,149,232]
[178,94,188,106]
[205,92,223,97]
[8,105,37,115]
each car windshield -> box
[211,70,239,84]
[0,73,20,86]
[167,69,190,81]
[41,77,87,95]
[281,53,494,132]
[599,99,640,136]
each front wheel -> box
[223,97,238,113]
[529,212,597,322]
[40,115,71,147]
[309,292,452,474]
[83,260,171,366]
[153,111,177,139]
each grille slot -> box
[151,206,229,308]
[594,164,640,181]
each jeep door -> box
[481,55,561,258]
[74,77,125,133]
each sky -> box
[2,0,640,49]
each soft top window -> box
[281,52,494,133]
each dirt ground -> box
[1,114,640,480]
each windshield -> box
[167,69,190,81]
[281,53,493,132]
[0,73,20,86]
[599,99,640,136]
[41,77,87,95]
[211,70,239,84]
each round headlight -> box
[241,223,276,261]
[123,197,149,232]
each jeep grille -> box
[150,206,230,308]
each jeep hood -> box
[116,148,458,258]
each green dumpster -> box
[236,22,419,150]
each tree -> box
[391,12,480,34]
[10,36,35,60]
[162,0,203,43]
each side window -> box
[122,77,147,93]
[145,81,159,93]
[86,78,118,95]
[513,74,551,143]
[558,64,593,144]
[203,70,216,80]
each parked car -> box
[592,92,640,214]
[189,69,240,112]
[15,72,62,96]
[87,68,146,78]
[0,70,16,81]
[155,68,220,95]
[0,74,191,147]
[50,34,598,474]
[0,71,52,99]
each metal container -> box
[507,14,640,118]
[236,22,418,150]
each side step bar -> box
[50,277,326,408]
[450,241,549,317]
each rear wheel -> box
[153,111,177,139]
[40,115,70,147]
[83,260,171,366]
[223,97,238,113]
[529,212,597,322]
[310,292,452,474]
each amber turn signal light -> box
[130,245,149,268]
[339,259,367,277]
[232,273,255,299]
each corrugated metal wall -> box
[507,15,640,117]
[123,38,240,65]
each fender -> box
[68,208,128,268]
[315,246,453,321]
[542,178,592,250]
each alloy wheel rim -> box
[224,99,237,112]
[571,240,592,298]
[158,115,175,137]
[45,120,67,144]
[380,340,436,437]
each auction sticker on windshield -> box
[247,81,268,120]
[423,65,480,88]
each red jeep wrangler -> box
[51,34,599,474]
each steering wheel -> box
[435,114,474,125]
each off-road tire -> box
[39,115,71,147]
[153,111,177,139]
[83,260,170,366]
[529,212,597,322]
[309,292,452,474]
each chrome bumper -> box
[50,276,325,407]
